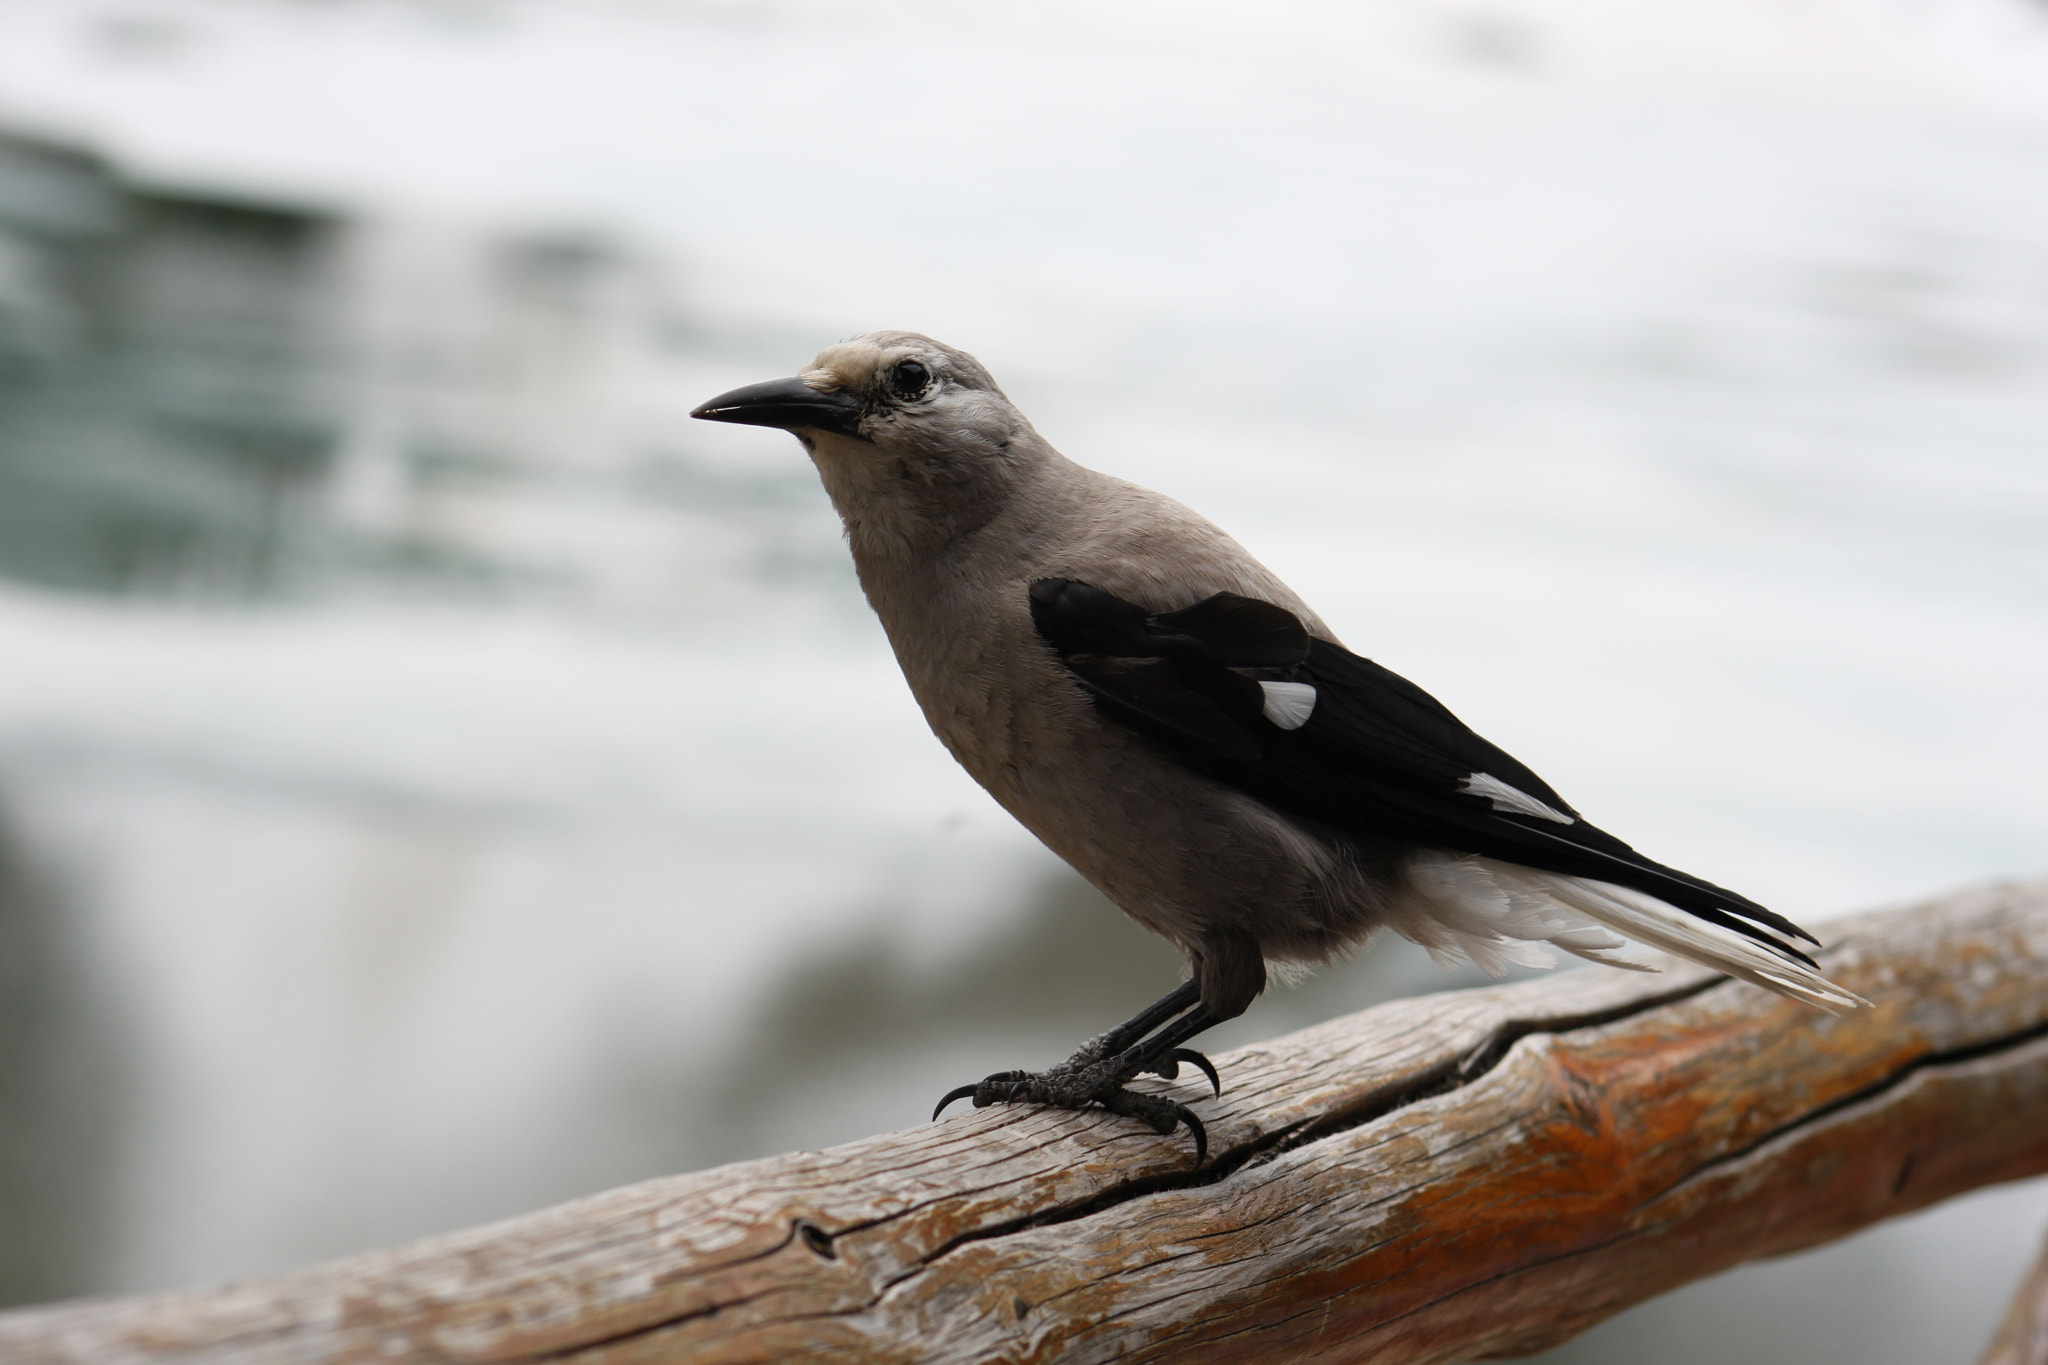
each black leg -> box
[1121,1003,1221,1093]
[1095,980,1201,1055]
[930,981,1225,1167]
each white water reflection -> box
[0,3,2044,1359]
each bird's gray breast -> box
[865,562,1094,807]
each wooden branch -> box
[5,878,2047,1365]
[1981,1226,2048,1365]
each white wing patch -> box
[1460,771,1575,824]
[1259,681,1317,729]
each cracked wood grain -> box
[4,878,2046,1365]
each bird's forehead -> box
[801,338,936,393]
[800,342,878,392]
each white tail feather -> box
[1490,863,1869,1015]
[1391,853,1868,1014]
[1394,854,1651,978]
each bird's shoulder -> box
[1034,469,1338,643]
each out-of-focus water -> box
[0,2,2046,1359]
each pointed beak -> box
[690,377,865,438]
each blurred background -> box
[0,0,2045,1358]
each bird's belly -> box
[929,677,1382,959]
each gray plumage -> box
[741,332,1388,1015]
[693,331,1862,1153]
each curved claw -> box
[932,1084,979,1120]
[1171,1048,1222,1096]
[1169,1103,1209,1169]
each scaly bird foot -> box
[930,1045,1218,1167]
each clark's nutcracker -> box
[693,331,1865,1164]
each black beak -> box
[690,377,865,438]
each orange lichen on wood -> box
[3,880,2046,1365]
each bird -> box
[691,331,1866,1166]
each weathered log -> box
[1981,1226,2048,1365]
[3,878,2046,1365]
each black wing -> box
[1029,578,1818,963]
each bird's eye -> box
[887,360,931,401]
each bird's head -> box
[691,331,1015,455]
[692,332,1038,553]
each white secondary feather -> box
[1259,680,1317,729]
[1389,853,1869,1015]
[1459,771,1575,824]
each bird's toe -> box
[931,1084,980,1120]
[1145,1047,1221,1096]
[932,1069,1032,1119]
[1096,1087,1210,1168]
[930,1046,1215,1166]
